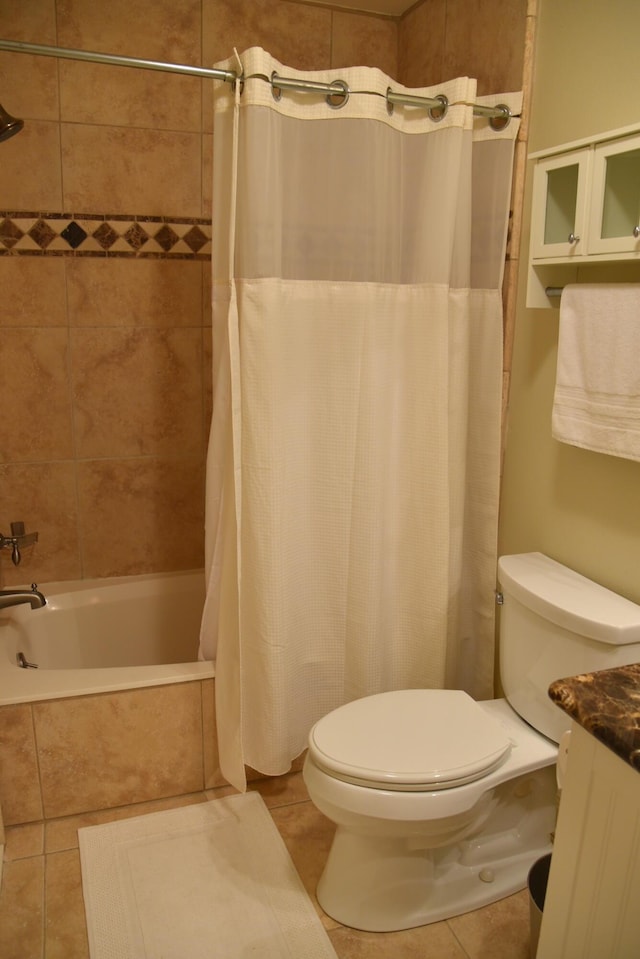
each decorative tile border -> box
[0,212,212,259]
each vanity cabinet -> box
[527,125,640,307]
[535,722,640,958]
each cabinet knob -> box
[568,233,580,244]
[634,226,640,238]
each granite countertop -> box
[549,663,640,771]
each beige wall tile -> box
[331,11,398,78]
[398,0,445,88]
[65,257,203,328]
[71,327,202,458]
[59,61,202,132]
[61,125,202,217]
[0,0,55,43]
[203,132,213,211]
[443,0,528,96]
[0,704,43,825]
[0,53,59,124]
[0,461,81,587]
[202,679,226,789]
[57,0,201,61]
[77,457,204,577]
[203,0,332,72]
[0,856,45,959]
[0,257,67,327]
[0,0,58,122]
[0,120,62,209]
[0,328,73,463]
[35,684,204,818]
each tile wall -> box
[0,679,225,826]
[0,0,529,589]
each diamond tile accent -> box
[0,212,212,259]
[61,221,88,249]
[28,219,57,249]
[124,223,150,250]
[92,222,119,250]
[154,225,180,252]
[0,218,24,249]
[182,225,209,253]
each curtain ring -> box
[326,80,349,109]
[429,94,448,122]
[270,71,282,101]
[489,104,512,131]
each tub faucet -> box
[0,584,46,611]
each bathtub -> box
[0,569,214,705]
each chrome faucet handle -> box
[0,523,39,566]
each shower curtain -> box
[200,48,521,791]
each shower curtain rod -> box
[0,38,514,126]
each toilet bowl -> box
[303,553,640,931]
[304,693,557,930]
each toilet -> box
[303,552,640,931]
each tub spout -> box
[0,584,46,610]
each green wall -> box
[499,0,640,602]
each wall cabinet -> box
[527,126,640,307]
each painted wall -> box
[499,0,640,603]
[0,0,527,587]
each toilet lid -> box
[308,689,511,791]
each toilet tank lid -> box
[498,553,640,646]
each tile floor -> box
[0,771,532,958]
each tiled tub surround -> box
[0,569,225,827]
[0,680,225,827]
[549,662,640,770]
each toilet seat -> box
[308,689,512,791]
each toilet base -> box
[315,768,557,931]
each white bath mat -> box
[79,792,338,959]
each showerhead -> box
[0,102,24,142]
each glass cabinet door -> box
[530,148,591,259]
[588,134,640,254]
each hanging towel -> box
[552,284,640,462]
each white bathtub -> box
[0,570,214,705]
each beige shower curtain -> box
[200,48,521,791]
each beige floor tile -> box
[329,920,469,958]
[45,849,89,959]
[269,799,339,930]
[0,778,533,959]
[4,821,44,861]
[447,888,531,959]
[0,856,44,959]
[248,769,312,808]
[45,792,209,853]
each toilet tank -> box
[497,552,640,744]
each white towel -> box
[552,284,640,462]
